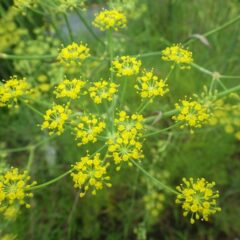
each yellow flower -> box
[111,56,141,77]
[135,69,169,98]
[172,99,209,129]
[54,79,86,99]
[107,111,144,170]
[41,104,72,135]
[56,0,85,12]
[93,9,127,31]
[176,178,221,224]
[162,44,193,69]
[0,167,36,210]
[72,114,106,146]
[2,206,19,221]
[0,76,31,108]
[88,80,118,104]
[71,153,111,197]
[58,42,90,66]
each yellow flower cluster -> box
[135,70,169,98]
[210,100,240,140]
[71,153,111,197]
[88,80,118,104]
[111,56,142,77]
[93,9,127,31]
[73,114,106,146]
[0,168,36,211]
[176,178,221,224]
[58,42,90,66]
[107,111,144,170]
[0,7,27,52]
[54,79,86,99]
[13,0,36,10]
[41,104,72,135]
[1,206,19,221]
[162,44,193,69]
[172,99,209,129]
[0,76,31,108]
[56,0,85,12]
[143,191,165,218]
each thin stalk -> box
[24,103,44,117]
[138,98,154,113]
[64,14,74,42]
[143,123,179,138]
[30,169,73,191]
[217,84,240,98]
[27,147,35,171]
[185,15,240,45]
[108,30,114,81]
[0,53,56,60]
[75,9,105,46]
[131,160,178,195]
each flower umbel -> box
[41,104,72,135]
[172,99,209,129]
[162,44,193,69]
[111,56,141,77]
[0,76,31,108]
[176,178,221,224]
[88,80,118,104]
[135,69,169,98]
[58,42,90,66]
[54,79,86,99]
[93,9,127,31]
[0,167,36,210]
[71,153,111,197]
[72,114,106,146]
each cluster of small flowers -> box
[143,191,165,218]
[0,168,36,221]
[93,9,127,31]
[55,0,85,12]
[210,98,240,140]
[172,99,210,130]
[176,178,221,224]
[54,79,86,100]
[135,69,169,98]
[161,44,193,69]
[89,80,118,104]
[107,111,144,170]
[0,76,31,108]
[71,153,111,197]
[72,114,106,146]
[41,104,72,135]
[111,56,141,77]
[58,42,90,66]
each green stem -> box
[0,53,56,60]
[138,98,154,113]
[131,160,178,195]
[24,103,44,117]
[75,9,105,46]
[64,14,74,42]
[30,169,73,191]
[143,123,179,138]
[217,84,240,98]
[27,147,35,171]
[185,15,240,45]
[108,30,114,81]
